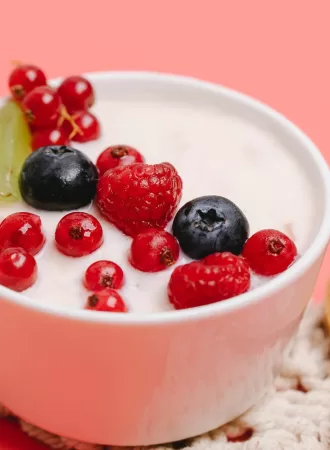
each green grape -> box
[0,101,31,203]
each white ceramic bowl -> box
[0,72,329,446]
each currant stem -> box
[11,60,23,67]
[59,105,84,140]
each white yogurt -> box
[0,99,315,313]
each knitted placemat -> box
[1,305,330,450]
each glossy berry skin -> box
[172,195,249,260]
[84,260,124,290]
[55,212,103,257]
[168,253,250,309]
[0,247,37,292]
[86,289,127,312]
[22,86,62,128]
[242,229,297,276]
[70,111,100,143]
[19,145,99,211]
[32,127,69,151]
[97,162,183,237]
[96,145,145,175]
[8,64,47,101]
[129,229,180,272]
[0,212,45,256]
[57,75,94,114]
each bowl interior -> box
[0,71,329,322]
[84,72,328,246]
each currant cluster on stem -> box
[8,63,100,151]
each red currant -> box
[70,111,100,143]
[23,86,62,129]
[129,229,180,272]
[55,212,103,257]
[31,127,69,151]
[86,289,127,312]
[0,247,37,292]
[242,229,297,276]
[84,260,124,291]
[57,76,94,114]
[0,212,45,256]
[96,145,145,175]
[8,64,47,101]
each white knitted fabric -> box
[1,305,330,450]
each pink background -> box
[0,0,329,301]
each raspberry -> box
[84,260,124,290]
[86,289,127,312]
[0,212,45,256]
[168,253,250,309]
[55,212,103,257]
[202,251,246,266]
[0,247,37,292]
[96,145,145,175]
[242,229,297,276]
[129,229,180,272]
[96,162,183,237]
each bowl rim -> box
[1,70,329,325]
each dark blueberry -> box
[172,195,249,259]
[19,146,99,211]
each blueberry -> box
[19,146,99,211]
[172,195,249,259]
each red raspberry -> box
[96,145,145,175]
[0,212,45,256]
[129,229,180,272]
[84,260,124,290]
[0,247,37,292]
[202,251,246,266]
[55,212,103,257]
[242,229,297,276]
[168,253,250,309]
[86,289,127,312]
[96,162,183,237]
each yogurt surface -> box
[0,98,316,313]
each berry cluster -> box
[0,65,300,312]
[168,195,297,309]
[168,228,297,310]
[84,261,126,312]
[8,63,100,151]
[0,212,44,292]
[0,132,298,312]
[55,212,127,312]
